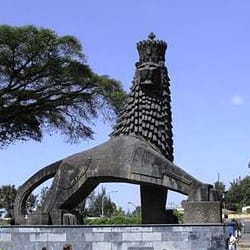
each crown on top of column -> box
[137,32,167,64]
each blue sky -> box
[1,0,250,210]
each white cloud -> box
[231,95,243,105]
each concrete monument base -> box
[183,201,222,224]
[0,224,226,250]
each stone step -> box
[237,233,250,250]
[238,240,250,249]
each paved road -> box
[238,219,250,249]
[242,219,250,233]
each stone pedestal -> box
[183,201,222,223]
[140,184,168,224]
[27,212,50,225]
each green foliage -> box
[85,215,141,225]
[173,209,184,224]
[226,176,250,211]
[0,185,16,217]
[0,25,126,147]
[36,186,50,209]
[86,187,118,217]
[214,181,226,200]
[127,203,141,218]
[84,187,141,225]
[0,185,36,218]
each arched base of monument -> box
[183,201,222,223]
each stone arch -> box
[14,160,62,224]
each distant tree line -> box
[214,175,250,212]
[0,184,141,224]
[0,185,36,219]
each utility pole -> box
[128,201,138,217]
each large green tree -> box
[226,176,250,211]
[0,25,126,147]
[214,181,226,199]
[0,185,36,218]
[86,187,119,217]
[0,185,16,218]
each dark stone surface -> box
[183,201,222,223]
[112,34,173,161]
[140,184,168,224]
[14,33,221,225]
